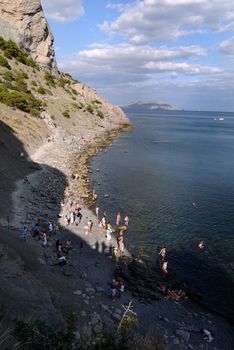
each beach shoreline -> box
[1,119,234,349]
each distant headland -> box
[120,101,181,112]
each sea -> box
[90,110,234,320]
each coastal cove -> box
[90,109,234,322]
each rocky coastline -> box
[2,118,232,349]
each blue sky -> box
[41,0,234,112]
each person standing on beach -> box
[95,206,99,220]
[116,212,121,226]
[87,219,93,234]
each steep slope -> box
[0,0,56,70]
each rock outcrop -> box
[0,0,57,70]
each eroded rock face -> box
[0,0,57,70]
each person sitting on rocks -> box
[32,223,40,238]
[64,240,73,252]
[42,232,47,247]
[20,226,28,241]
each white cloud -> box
[41,0,84,23]
[219,36,234,55]
[58,43,221,88]
[101,0,234,43]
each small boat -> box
[218,117,224,121]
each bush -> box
[0,83,42,116]
[71,88,78,95]
[31,80,37,86]
[0,55,11,69]
[37,86,47,94]
[58,77,71,88]
[0,37,39,69]
[86,104,94,114]
[2,71,14,82]
[97,110,104,119]
[93,99,102,105]
[13,315,76,350]
[62,110,70,118]
[44,71,56,88]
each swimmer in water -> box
[159,247,166,261]
[192,202,197,207]
[198,241,205,249]
[162,261,168,276]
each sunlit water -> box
[90,110,234,319]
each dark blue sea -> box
[90,110,234,320]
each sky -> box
[41,0,234,112]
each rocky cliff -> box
[0,0,57,70]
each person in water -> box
[198,241,205,249]
[162,261,168,276]
[116,212,121,226]
[159,247,166,261]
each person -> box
[79,241,83,255]
[92,189,98,202]
[42,232,47,247]
[124,216,129,226]
[87,219,93,234]
[113,247,121,264]
[116,212,121,226]
[105,224,112,241]
[110,280,117,299]
[84,223,89,235]
[159,247,166,261]
[198,241,205,249]
[32,223,40,238]
[95,206,99,219]
[20,226,28,241]
[192,202,197,207]
[162,261,168,276]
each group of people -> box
[20,214,59,246]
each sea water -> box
[90,110,234,320]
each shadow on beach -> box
[0,119,234,350]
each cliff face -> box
[0,0,57,70]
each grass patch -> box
[62,110,70,118]
[0,55,11,69]
[97,110,104,119]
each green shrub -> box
[71,102,79,110]
[62,110,70,118]
[31,80,37,86]
[97,110,104,119]
[0,55,11,69]
[86,104,94,114]
[93,99,102,105]
[71,88,78,95]
[0,37,39,68]
[13,314,76,350]
[0,83,42,116]
[58,77,71,88]
[37,86,47,94]
[44,71,56,88]
[2,71,15,82]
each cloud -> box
[58,43,221,88]
[101,0,234,43]
[41,0,84,23]
[219,36,234,55]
